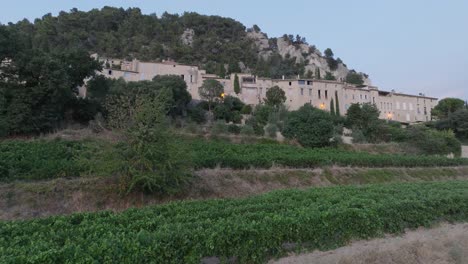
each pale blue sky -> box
[2,0,468,100]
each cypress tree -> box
[234,74,240,94]
[330,99,336,116]
[315,68,321,79]
[335,91,340,116]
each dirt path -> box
[271,223,468,264]
[463,146,468,158]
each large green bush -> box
[1,181,467,263]
[406,125,461,157]
[283,104,334,147]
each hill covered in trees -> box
[2,6,368,82]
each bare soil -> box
[1,166,468,220]
[270,223,468,264]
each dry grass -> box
[270,223,468,264]
[2,166,468,220]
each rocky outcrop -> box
[181,28,195,47]
[247,28,371,85]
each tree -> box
[121,89,191,194]
[283,104,334,148]
[330,98,336,116]
[324,48,334,58]
[234,74,240,94]
[345,103,381,142]
[346,71,364,86]
[264,86,286,108]
[152,75,192,117]
[199,79,224,111]
[432,98,466,119]
[335,91,340,116]
[315,68,321,79]
[324,72,336,80]
[435,109,468,140]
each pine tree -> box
[335,91,340,116]
[330,99,336,115]
[234,74,240,94]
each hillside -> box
[4,6,369,82]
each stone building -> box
[95,56,437,123]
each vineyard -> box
[1,138,468,181]
[0,181,467,263]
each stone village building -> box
[89,55,437,124]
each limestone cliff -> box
[246,28,371,85]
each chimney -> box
[282,75,285,80]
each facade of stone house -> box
[95,56,437,123]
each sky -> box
[2,0,468,100]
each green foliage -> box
[227,124,241,135]
[240,105,253,115]
[233,74,240,94]
[324,48,334,58]
[2,181,468,263]
[345,71,364,85]
[432,98,465,119]
[437,109,468,139]
[324,71,336,80]
[315,68,321,79]
[245,116,265,136]
[199,79,224,111]
[254,53,306,79]
[151,75,192,117]
[265,124,278,138]
[120,89,191,194]
[406,125,461,157]
[0,49,101,135]
[211,120,229,135]
[213,95,244,123]
[330,98,336,115]
[240,125,255,136]
[253,104,274,126]
[335,91,340,116]
[264,86,286,107]
[346,103,381,142]
[283,104,334,147]
[189,139,468,169]
[187,104,207,124]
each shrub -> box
[245,116,265,136]
[406,125,461,156]
[283,104,334,147]
[240,125,255,136]
[211,120,228,135]
[351,128,367,143]
[241,105,252,115]
[265,124,278,138]
[227,124,241,135]
[188,105,207,124]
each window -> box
[360,94,363,100]
[406,113,410,121]
[181,74,184,80]
[325,90,328,99]
[409,103,413,111]
[403,103,407,110]
[365,95,367,100]
[173,65,176,67]
[396,102,400,109]
[108,70,112,75]
[345,94,348,99]
[259,88,263,95]
[318,90,321,99]
[380,102,383,109]
[345,104,349,110]
[298,80,305,85]
[307,81,312,85]
[301,88,304,95]
[352,95,355,100]
[373,97,375,104]
[309,89,312,96]
[289,82,292,86]
[190,75,193,83]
